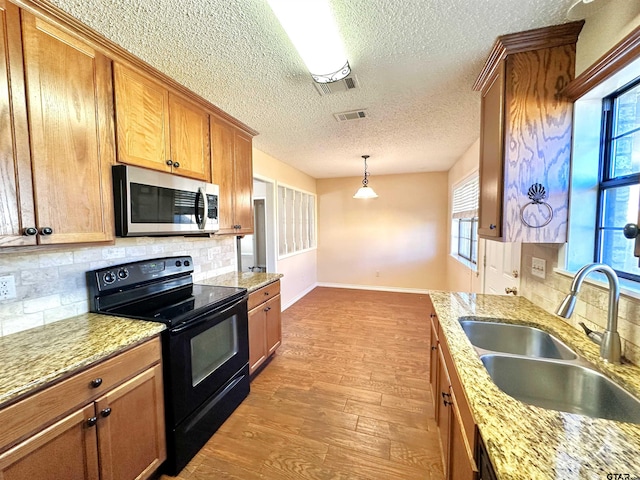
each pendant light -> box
[353,155,378,199]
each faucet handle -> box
[578,321,604,345]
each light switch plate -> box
[0,275,17,301]
[532,257,546,279]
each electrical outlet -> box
[375,271,380,277]
[531,257,546,279]
[0,275,17,301]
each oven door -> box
[164,296,249,426]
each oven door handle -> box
[195,187,208,230]
[170,298,243,334]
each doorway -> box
[238,178,276,273]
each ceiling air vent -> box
[333,109,369,122]
[313,75,360,96]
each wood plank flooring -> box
[161,287,444,480]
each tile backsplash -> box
[521,243,640,365]
[0,235,236,336]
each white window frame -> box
[451,172,479,270]
[277,183,317,259]
[560,52,640,299]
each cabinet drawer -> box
[248,281,280,310]
[0,337,161,451]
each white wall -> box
[446,140,482,293]
[252,148,318,309]
[316,172,449,292]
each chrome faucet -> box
[555,263,622,364]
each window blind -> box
[452,175,479,219]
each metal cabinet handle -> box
[489,224,496,230]
[624,223,639,239]
[173,161,180,168]
[87,416,98,427]
[431,345,438,351]
[505,287,518,295]
[100,407,112,418]
[166,159,173,166]
[429,313,436,319]
[23,227,38,236]
[40,227,53,235]
[90,378,103,388]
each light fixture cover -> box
[353,186,378,199]
[267,0,350,83]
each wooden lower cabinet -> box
[0,404,99,480]
[430,296,478,480]
[0,338,165,480]
[248,280,282,375]
[95,365,166,480]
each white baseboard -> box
[281,283,318,311]
[315,282,429,295]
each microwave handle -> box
[195,187,208,230]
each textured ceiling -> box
[50,0,581,179]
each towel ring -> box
[520,183,553,228]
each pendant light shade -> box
[353,155,378,199]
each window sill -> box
[554,267,640,302]
[450,254,477,272]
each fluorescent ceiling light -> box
[267,0,351,83]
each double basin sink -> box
[459,319,640,424]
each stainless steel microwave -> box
[112,165,219,236]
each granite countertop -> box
[0,313,165,408]
[430,291,640,479]
[200,271,283,293]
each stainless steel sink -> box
[481,354,640,424]
[459,320,577,360]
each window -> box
[596,77,640,281]
[451,174,479,266]
[277,185,316,257]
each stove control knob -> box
[184,260,190,267]
[103,272,116,284]
[117,268,129,280]
[175,260,182,267]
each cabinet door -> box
[211,116,237,233]
[449,391,478,480]
[478,63,504,239]
[168,93,211,181]
[248,303,267,374]
[265,294,282,356]
[234,130,254,234]
[0,0,35,247]
[429,316,439,415]
[437,348,452,477]
[94,364,166,480]
[0,404,99,480]
[113,63,171,173]
[22,13,115,244]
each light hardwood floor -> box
[162,287,444,480]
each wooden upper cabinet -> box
[233,131,254,234]
[478,63,504,239]
[473,21,583,243]
[113,63,211,181]
[113,63,170,173]
[169,94,211,181]
[0,0,34,247]
[211,116,254,235]
[20,11,115,245]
